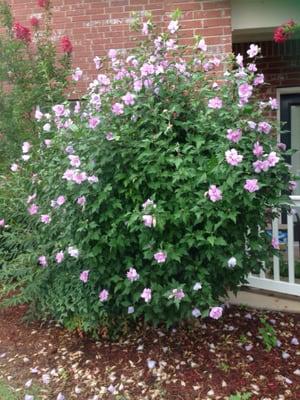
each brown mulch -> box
[0,304,299,400]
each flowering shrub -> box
[273,19,299,43]
[0,0,72,171]
[0,13,295,335]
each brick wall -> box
[233,40,300,99]
[7,0,232,93]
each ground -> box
[0,304,299,400]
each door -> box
[280,93,300,195]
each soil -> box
[0,304,299,400]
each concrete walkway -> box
[228,288,300,313]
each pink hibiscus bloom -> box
[208,97,223,109]
[99,289,109,302]
[154,251,167,263]
[225,149,243,166]
[244,179,259,193]
[141,288,152,303]
[207,185,222,202]
[209,306,223,320]
[80,270,90,283]
[126,267,139,282]
[226,129,242,143]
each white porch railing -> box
[247,195,300,297]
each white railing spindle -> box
[287,211,295,283]
[272,217,280,281]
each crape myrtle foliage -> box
[0,0,72,171]
[0,12,295,334]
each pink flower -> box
[253,141,264,157]
[122,92,135,106]
[55,251,64,264]
[52,104,65,117]
[80,270,89,283]
[77,196,86,206]
[73,171,87,184]
[56,195,66,206]
[236,53,243,66]
[88,175,99,183]
[0,219,5,227]
[248,63,257,72]
[22,155,30,162]
[62,169,75,181]
[88,116,100,129]
[93,56,102,70]
[60,36,73,54]
[142,215,156,228]
[13,22,31,43]
[108,49,117,59]
[208,185,222,202]
[98,74,110,86]
[28,204,39,215]
[90,94,101,106]
[268,97,278,110]
[99,289,109,302]
[169,288,185,300]
[112,103,124,115]
[44,139,52,147]
[267,152,280,167]
[197,38,207,51]
[22,142,31,154]
[140,63,155,76]
[166,39,177,51]
[154,251,167,263]
[11,163,19,172]
[74,101,81,114]
[142,199,156,209]
[142,22,149,35]
[65,146,74,155]
[209,306,223,320]
[277,142,286,151]
[238,83,253,99]
[225,149,243,166]
[208,97,223,109]
[35,107,43,120]
[40,214,51,224]
[272,237,280,250]
[126,267,140,282]
[247,44,260,58]
[68,155,80,168]
[258,121,272,134]
[68,246,79,258]
[244,179,259,192]
[72,67,83,81]
[106,132,115,141]
[226,129,242,143]
[38,256,47,267]
[253,73,264,86]
[289,181,297,191]
[141,288,152,303]
[168,20,179,34]
[133,79,143,92]
[247,121,256,130]
[37,0,49,7]
[253,160,269,173]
